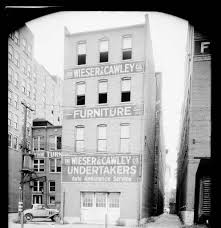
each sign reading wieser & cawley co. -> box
[62,154,141,182]
[65,61,145,79]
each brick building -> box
[22,119,62,210]
[8,25,63,212]
[61,14,165,225]
[176,24,211,225]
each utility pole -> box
[18,102,34,228]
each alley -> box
[146,213,182,228]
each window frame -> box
[77,41,87,65]
[99,39,109,63]
[76,82,86,106]
[98,79,108,104]
[122,35,132,61]
[13,114,18,129]
[32,181,44,192]
[121,77,131,103]
[13,135,18,150]
[8,90,13,105]
[8,133,12,148]
[120,123,130,153]
[14,50,20,67]
[97,124,107,152]
[49,158,61,173]
[33,159,45,172]
[49,181,56,193]
[13,93,18,109]
[75,125,85,153]
[48,195,56,205]
[8,66,13,83]
[8,45,13,60]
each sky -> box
[26,11,188,189]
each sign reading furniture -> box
[65,61,145,79]
[62,154,141,182]
[64,104,144,119]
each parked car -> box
[23,204,60,222]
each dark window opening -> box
[57,136,62,149]
[122,50,132,60]
[77,95,85,105]
[78,54,86,65]
[99,93,107,104]
[100,52,108,62]
[121,92,130,102]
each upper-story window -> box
[97,124,107,152]
[14,93,18,109]
[8,67,13,83]
[33,181,44,192]
[27,44,32,57]
[27,84,31,97]
[33,136,45,151]
[76,82,85,105]
[13,136,18,150]
[27,64,31,78]
[22,80,26,94]
[49,181,55,192]
[22,38,27,52]
[14,72,19,87]
[49,158,61,173]
[8,133,12,147]
[122,36,132,60]
[14,51,20,67]
[8,111,13,127]
[8,90,12,105]
[77,42,86,65]
[120,124,130,153]
[49,135,62,150]
[21,58,27,74]
[75,125,85,152]
[98,80,107,104]
[13,114,18,129]
[99,40,108,63]
[121,77,131,102]
[8,45,13,60]
[14,31,20,45]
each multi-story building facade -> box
[61,14,164,225]
[22,119,62,210]
[8,25,63,212]
[176,24,211,225]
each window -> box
[49,196,55,205]
[8,67,13,82]
[76,82,85,105]
[27,44,32,57]
[33,181,44,192]
[77,42,86,65]
[33,88,36,100]
[22,80,26,94]
[33,136,45,151]
[75,126,84,152]
[27,64,31,78]
[96,193,106,207]
[8,45,13,60]
[99,40,108,62]
[8,111,13,126]
[33,159,45,172]
[14,51,20,67]
[22,38,26,52]
[8,133,12,147]
[32,195,43,204]
[33,137,38,151]
[49,158,61,173]
[13,136,18,150]
[98,80,107,104]
[8,90,12,105]
[14,31,19,45]
[120,124,130,153]
[49,135,62,150]
[14,93,18,109]
[21,58,27,74]
[97,125,107,152]
[82,192,93,207]
[14,72,19,87]
[121,78,131,102]
[122,36,132,60]
[14,114,18,129]
[27,84,31,97]
[49,181,55,192]
[108,193,120,208]
[40,136,45,150]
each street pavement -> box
[8,212,183,228]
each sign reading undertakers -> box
[62,154,140,182]
[64,104,144,119]
[65,61,145,79]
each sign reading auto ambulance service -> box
[62,154,141,182]
[64,104,144,120]
[65,61,145,79]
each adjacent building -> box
[176,24,211,225]
[8,25,63,212]
[22,119,62,210]
[61,14,165,225]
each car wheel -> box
[52,214,60,223]
[25,213,33,222]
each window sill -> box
[49,172,61,174]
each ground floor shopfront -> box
[61,182,139,225]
